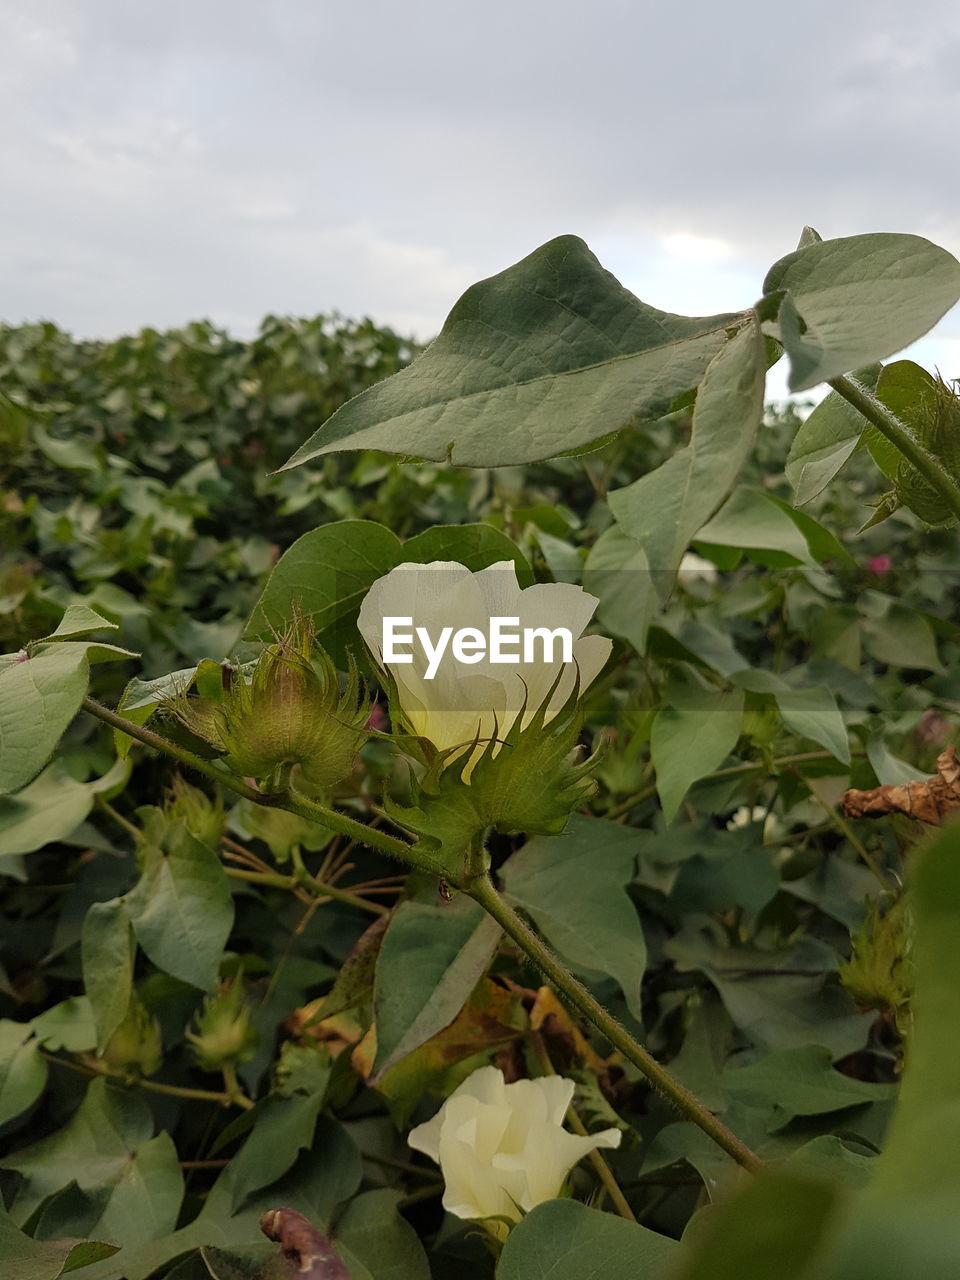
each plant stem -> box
[829,373,960,521]
[467,874,763,1174]
[41,1051,254,1109]
[289,845,388,916]
[81,696,417,865]
[221,1061,255,1110]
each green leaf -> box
[335,1188,431,1279]
[582,526,655,656]
[785,366,881,503]
[0,1020,47,1126]
[31,998,97,1053]
[77,1121,361,1280]
[731,671,850,764]
[278,235,741,468]
[501,815,646,1020]
[651,687,744,822]
[695,488,815,566]
[863,821,960,1202]
[673,1170,842,1280]
[1,1078,159,1222]
[244,519,402,643]
[124,821,234,991]
[0,1209,119,1280]
[82,899,136,1052]
[43,605,119,643]
[497,1200,679,1279]
[372,897,502,1077]
[0,647,90,795]
[403,524,533,585]
[607,318,766,574]
[722,1045,894,1129]
[0,758,130,858]
[227,1093,324,1210]
[860,599,944,672]
[762,233,960,392]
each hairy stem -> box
[81,695,417,864]
[468,874,763,1174]
[830,373,960,521]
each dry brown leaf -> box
[841,746,960,825]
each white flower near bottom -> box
[408,1065,621,1229]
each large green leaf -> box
[77,1120,361,1280]
[1,1079,173,1226]
[278,236,740,468]
[403,524,534,585]
[123,821,234,991]
[497,1200,679,1279]
[81,899,136,1052]
[244,520,402,644]
[695,487,854,567]
[0,647,90,795]
[0,1207,118,1280]
[582,526,656,656]
[0,1020,47,1126]
[244,520,532,651]
[372,897,502,1078]
[0,758,129,859]
[762,233,960,392]
[0,638,137,794]
[607,318,766,575]
[650,686,744,823]
[335,1189,431,1279]
[501,815,646,1020]
[673,1170,842,1280]
[227,1093,324,1211]
[721,1045,894,1129]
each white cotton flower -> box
[408,1066,621,1230]
[357,561,612,762]
[677,553,717,583]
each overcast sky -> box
[3,0,959,395]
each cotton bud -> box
[172,617,370,795]
[100,998,163,1078]
[186,980,258,1072]
[166,775,226,849]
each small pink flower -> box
[869,555,892,575]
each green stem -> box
[289,845,388,916]
[41,1051,254,1109]
[468,874,763,1174]
[81,696,417,865]
[829,373,960,521]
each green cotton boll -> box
[386,678,602,877]
[169,616,371,795]
[186,980,258,1072]
[839,895,913,1036]
[100,997,164,1078]
[892,371,960,526]
[165,775,226,849]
